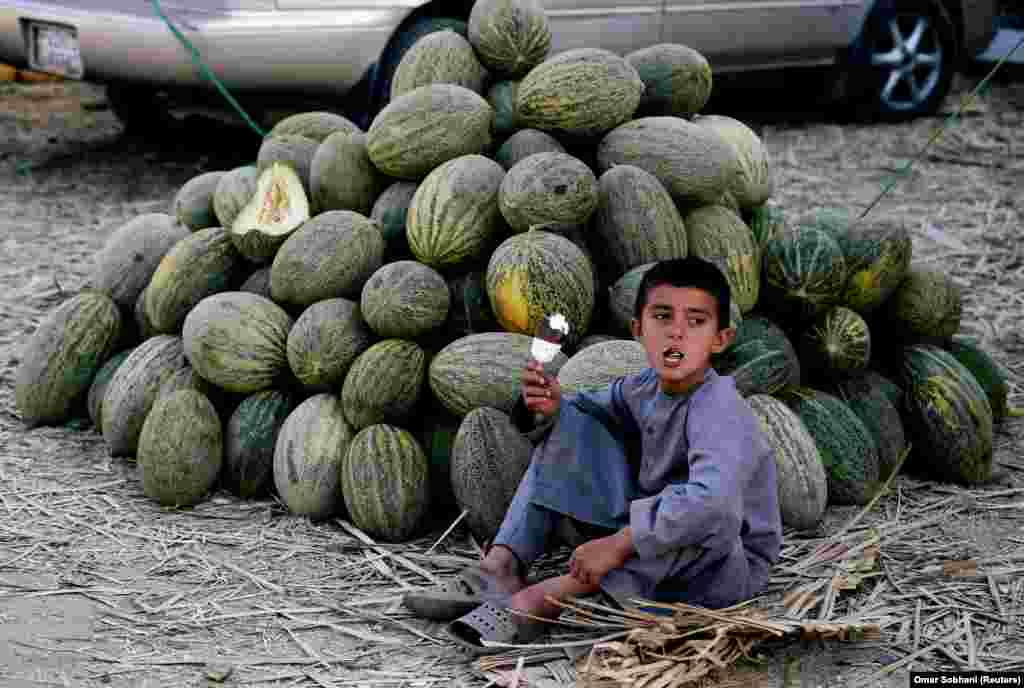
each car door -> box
[661,0,866,70]
[544,0,665,57]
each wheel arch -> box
[846,0,965,64]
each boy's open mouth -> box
[663,347,686,364]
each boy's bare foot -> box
[478,545,528,594]
[509,573,601,621]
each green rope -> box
[149,0,267,138]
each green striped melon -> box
[133,288,159,342]
[607,262,654,335]
[468,0,552,78]
[747,200,787,248]
[451,407,533,541]
[87,349,132,431]
[429,332,566,416]
[144,227,243,334]
[89,213,190,309]
[137,389,223,507]
[273,393,353,520]
[257,134,319,194]
[945,335,1010,422]
[485,230,595,348]
[230,162,311,264]
[182,292,293,394]
[684,204,760,313]
[269,210,385,308]
[898,344,993,485]
[15,291,122,427]
[498,152,598,234]
[102,334,188,457]
[286,298,375,391]
[746,394,827,531]
[827,374,907,482]
[799,306,872,380]
[156,365,219,406]
[370,181,419,260]
[557,340,649,395]
[880,267,962,342]
[761,225,847,323]
[367,84,493,180]
[340,339,426,430]
[406,154,507,270]
[712,315,800,397]
[268,111,360,143]
[487,80,520,137]
[341,424,431,542]
[238,266,272,300]
[590,165,688,282]
[692,114,771,210]
[360,261,450,339]
[863,370,904,411]
[391,30,488,100]
[834,217,912,315]
[516,48,643,139]
[597,117,741,209]
[625,43,712,118]
[776,386,880,506]
[173,171,226,232]
[493,128,565,171]
[213,165,260,230]
[224,389,294,499]
[310,130,386,216]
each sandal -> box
[403,566,515,621]
[444,601,550,656]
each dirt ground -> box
[1,74,1023,688]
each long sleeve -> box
[628,383,763,560]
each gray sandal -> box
[444,602,549,656]
[403,566,513,621]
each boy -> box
[405,256,782,653]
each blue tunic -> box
[492,367,783,609]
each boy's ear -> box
[711,326,736,355]
[630,318,643,341]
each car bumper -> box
[0,1,403,94]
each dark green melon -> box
[310,130,386,216]
[87,349,132,432]
[390,29,488,100]
[747,201,787,248]
[835,217,912,316]
[516,48,644,139]
[370,181,419,260]
[485,230,595,348]
[182,292,293,394]
[144,227,244,334]
[761,226,847,324]
[341,424,431,542]
[557,340,649,396]
[406,154,507,270]
[360,261,450,339]
[624,43,712,118]
[446,270,502,337]
[340,339,426,430]
[863,370,904,411]
[945,335,1010,422]
[712,315,800,397]
[273,393,353,520]
[684,204,760,313]
[775,386,880,506]
[213,165,260,230]
[498,152,598,234]
[412,407,463,512]
[799,306,872,381]
[286,297,375,391]
[493,128,565,171]
[238,266,273,300]
[89,213,190,309]
[487,80,520,137]
[826,374,907,482]
[450,407,534,541]
[224,389,294,499]
[367,83,494,180]
[880,268,962,342]
[468,0,552,78]
[257,134,319,194]
[590,165,687,282]
[173,171,226,231]
[15,291,122,428]
[269,210,385,308]
[268,111,360,142]
[102,334,188,457]
[746,394,828,530]
[898,344,993,485]
[137,389,223,507]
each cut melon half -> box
[231,162,310,263]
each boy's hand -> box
[521,360,561,418]
[569,528,635,586]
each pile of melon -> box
[13,0,1016,542]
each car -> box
[0,0,999,131]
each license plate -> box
[27,22,84,79]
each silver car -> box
[0,0,998,129]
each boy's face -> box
[630,284,735,395]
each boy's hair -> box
[633,257,732,329]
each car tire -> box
[105,83,183,135]
[845,0,957,121]
[364,15,469,126]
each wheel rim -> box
[869,14,944,112]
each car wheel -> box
[105,83,183,135]
[848,0,957,121]
[365,15,469,126]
